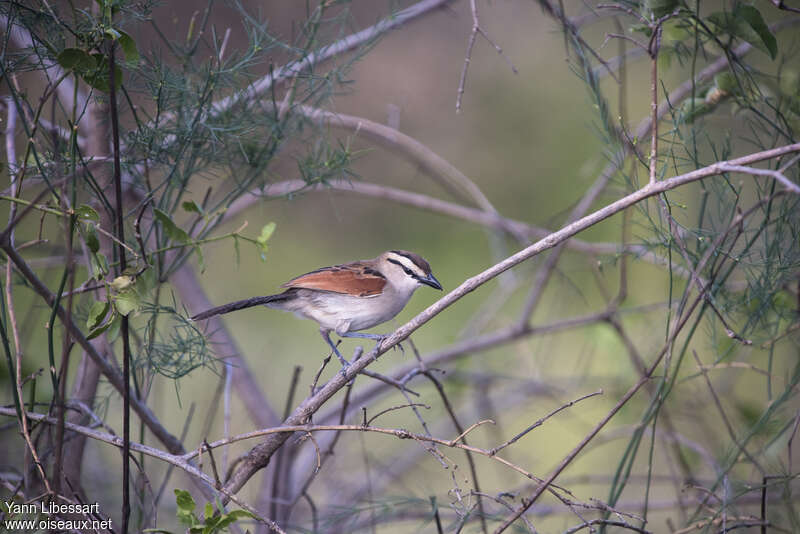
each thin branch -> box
[648,35,659,185]
[209,0,456,115]
[228,178,695,278]
[107,38,132,533]
[489,390,604,456]
[3,93,54,497]
[456,0,518,113]
[366,403,431,426]
[716,163,800,194]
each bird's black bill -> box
[419,272,443,290]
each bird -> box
[191,250,442,369]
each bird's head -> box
[378,250,442,293]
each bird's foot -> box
[338,360,357,386]
[376,335,404,354]
[335,352,351,373]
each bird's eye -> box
[388,258,416,277]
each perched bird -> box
[191,250,442,368]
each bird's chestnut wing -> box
[281,263,386,297]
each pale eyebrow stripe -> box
[389,251,429,273]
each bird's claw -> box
[378,336,403,354]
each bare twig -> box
[209,0,456,115]
[107,39,133,532]
[489,390,604,456]
[717,163,800,194]
[456,0,518,113]
[366,403,431,426]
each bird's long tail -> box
[191,293,287,321]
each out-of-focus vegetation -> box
[1,0,799,533]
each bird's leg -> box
[340,331,383,340]
[320,329,350,373]
[339,331,404,357]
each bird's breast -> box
[269,286,415,333]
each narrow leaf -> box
[85,225,100,253]
[182,200,202,214]
[87,312,118,340]
[256,222,276,261]
[735,5,777,60]
[118,31,140,65]
[154,208,191,244]
[87,300,110,330]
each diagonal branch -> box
[210,0,455,116]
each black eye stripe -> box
[387,258,415,276]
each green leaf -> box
[57,48,95,72]
[114,289,141,316]
[118,31,140,65]
[85,225,100,253]
[224,510,255,520]
[257,222,276,244]
[215,510,255,531]
[87,300,110,330]
[203,514,220,534]
[708,6,777,60]
[256,222,276,261]
[175,489,196,512]
[182,200,202,214]
[642,0,678,19]
[89,252,109,280]
[194,245,205,273]
[735,5,777,60]
[204,502,213,521]
[175,489,197,527]
[105,312,122,340]
[154,208,191,244]
[87,312,118,340]
[137,267,157,294]
[75,204,100,222]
